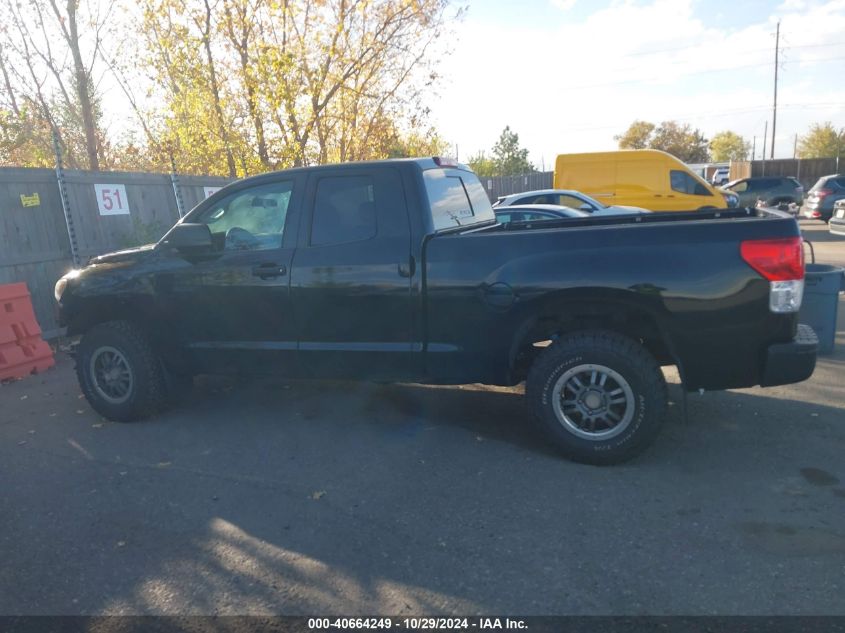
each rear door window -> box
[555,194,595,210]
[311,176,377,246]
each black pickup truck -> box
[55,157,817,464]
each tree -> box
[797,122,845,159]
[650,121,709,162]
[614,120,710,162]
[0,0,113,170]
[491,126,534,176]
[1,0,457,173]
[133,0,455,175]
[467,151,496,177]
[386,128,450,159]
[710,130,750,161]
[614,120,655,150]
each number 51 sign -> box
[94,184,130,215]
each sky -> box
[428,0,845,168]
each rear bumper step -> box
[760,324,818,387]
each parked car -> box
[494,204,590,224]
[553,149,740,211]
[801,174,845,222]
[711,167,730,186]
[55,157,817,465]
[493,189,649,216]
[829,199,845,236]
[723,176,804,209]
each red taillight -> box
[815,188,833,198]
[740,237,805,281]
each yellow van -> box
[553,149,738,211]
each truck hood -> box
[87,243,157,265]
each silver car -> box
[494,204,591,224]
[493,189,650,216]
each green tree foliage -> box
[491,126,534,176]
[709,130,750,161]
[466,151,497,177]
[615,120,710,162]
[797,122,845,159]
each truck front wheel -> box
[526,330,667,465]
[76,320,168,422]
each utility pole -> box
[771,20,780,159]
[752,136,756,160]
[793,133,798,159]
[762,121,768,175]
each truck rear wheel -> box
[526,330,667,465]
[76,320,168,422]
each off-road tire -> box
[76,320,168,422]
[526,330,667,465]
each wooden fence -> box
[729,157,841,190]
[479,172,554,202]
[0,167,231,337]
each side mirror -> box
[161,223,213,252]
[578,204,594,212]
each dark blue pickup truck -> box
[55,157,817,464]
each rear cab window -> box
[423,168,496,231]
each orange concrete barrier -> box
[0,283,55,381]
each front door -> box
[290,167,415,380]
[161,176,303,376]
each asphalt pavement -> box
[1,221,844,616]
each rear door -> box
[290,167,416,379]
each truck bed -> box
[422,207,802,390]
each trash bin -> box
[800,263,845,355]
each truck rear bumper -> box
[760,324,818,387]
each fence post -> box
[169,153,186,218]
[52,130,80,267]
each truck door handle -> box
[252,263,287,279]
[398,256,416,278]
